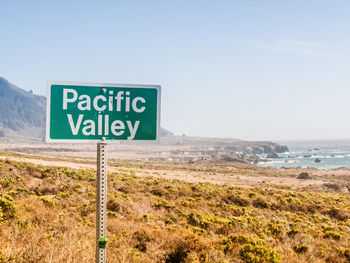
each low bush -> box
[0,193,16,219]
[324,231,342,240]
[239,244,281,263]
[224,194,250,207]
[293,244,308,254]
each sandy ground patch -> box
[0,154,331,191]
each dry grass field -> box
[1,148,350,262]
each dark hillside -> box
[0,77,46,140]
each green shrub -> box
[224,194,250,207]
[152,200,174,210]
[40,197,55,207]
[283,196,302,205]
[223,234,250,245]
[0,250,7,261]
[328,207,350,221]
[222,234,265,254]
[343,248,350,261]
[0,193,16,219]
[0,177,14,188]
[323,231,342,240]
[266,222,282,238]
[252,198,271,209]
[187,212,209,229]
[287,228,301,237]
[142,213,155,222]
[293,244,308,254]
[240,244,281,263]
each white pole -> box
[96,142,107,263]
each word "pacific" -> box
[62,89,147,140]
[63,89,146,113]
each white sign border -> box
[46,81,161,143]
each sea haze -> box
[258,139,350,170]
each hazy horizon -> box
[1,1,350,141]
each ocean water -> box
[257,139,350,170]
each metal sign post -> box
[46,81,161,262]
[96,142,107,263]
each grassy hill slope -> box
[0,153,350,262]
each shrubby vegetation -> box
[0,155,350,262]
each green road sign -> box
[46,81,161,142]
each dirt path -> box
[0,155,329,190]
[0,155,99,171]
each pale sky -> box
[1,1,350,140]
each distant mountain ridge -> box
[0,77,46,140]
[0,77,174,140]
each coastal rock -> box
[246,154,261,164]
[315,158,322,163]
[259,144,288,154]
[252,146,264,154]
[221,155,246,163]
[266,151,279,158]
[297,172,312,180]
[222,142,288,156]
[275,145,289,153]
[308,148,320,151]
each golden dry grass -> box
[0,154,350,262]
